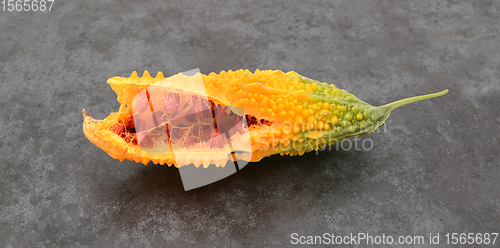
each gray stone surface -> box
[1,0,499,247]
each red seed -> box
[128,133,138,145]
[135,94,149,113]
[136,131,154,149]
[165,95,178,114]
[154,111,165,123]
[193,99,206,117]
[183,135,194,148]
[110,122,124,136]
[126,115,135,129]
[209,129,226,148]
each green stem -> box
[380,89,449,112]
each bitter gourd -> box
[82,69,448,167]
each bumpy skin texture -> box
[82,69,448,167]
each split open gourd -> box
[82,69,448,167]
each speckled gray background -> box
[1,0,499,247]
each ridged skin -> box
[82,69,448,167]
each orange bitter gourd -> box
[82,69,448,167]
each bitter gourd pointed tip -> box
[82,108,102,125]
[156,71,165,79]
[130,71,139,78]
[142,70,152,79]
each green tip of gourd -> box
[379,89,449,113]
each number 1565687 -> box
[2,0,54,12]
